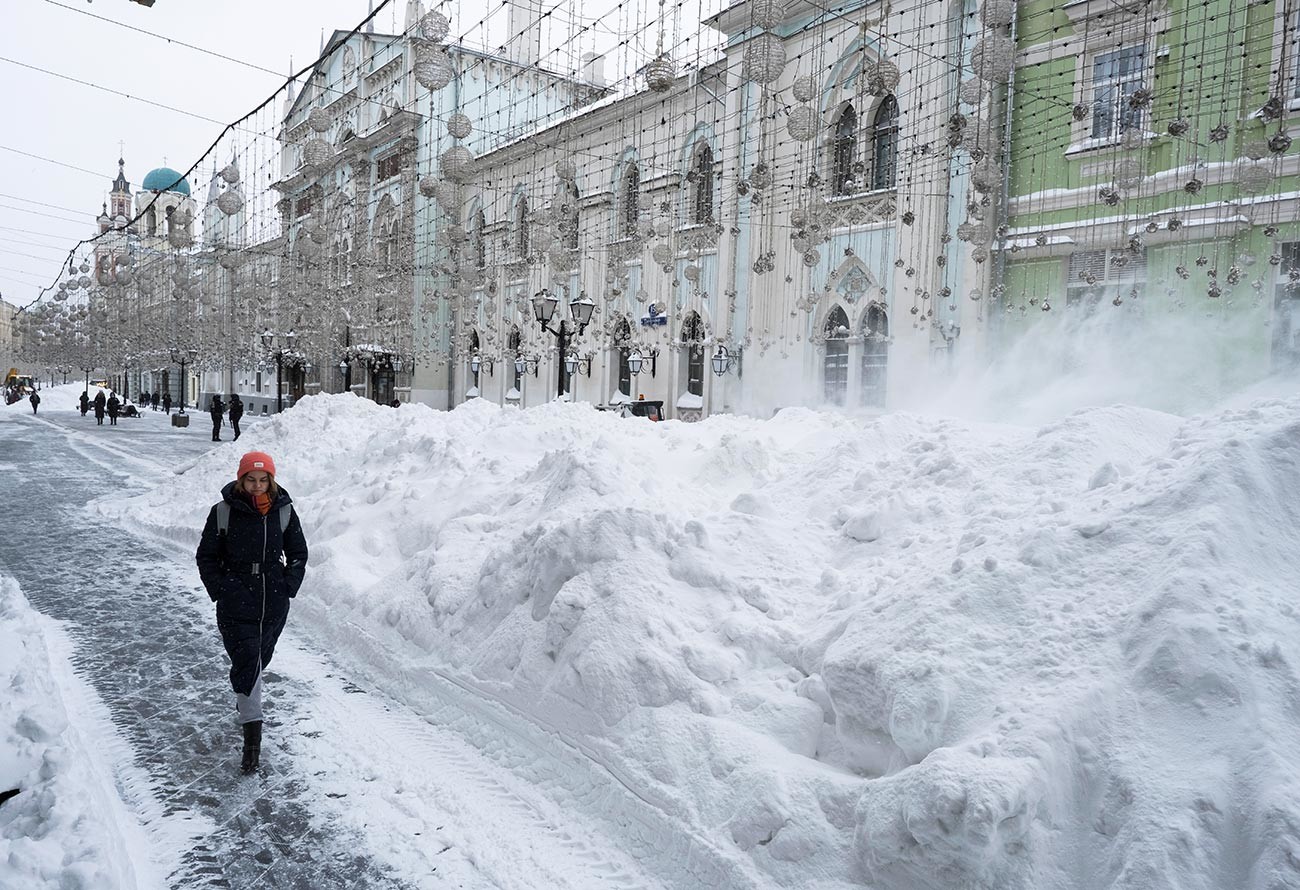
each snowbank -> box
[0,575,159,890]
[101,392,1300,889]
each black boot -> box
[240,720,262,774]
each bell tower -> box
[110,157,132,220]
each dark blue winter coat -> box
[195,481,308,621]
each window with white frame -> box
[860,304,889,407]
[823,306,850,404]
[1273,243,1300,369]
[1066,247,1146,313]
[830,105,858,196]
[1090,46,1146,139]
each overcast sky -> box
[0,0,702,311]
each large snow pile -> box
[103,393,1300,889]
[0,575,159,890]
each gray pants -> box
[236,671,263,723]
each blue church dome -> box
[141,167,191,196]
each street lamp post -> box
[169,347,195,413]
[261,328,297,413]
[529,289,595,399]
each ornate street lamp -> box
[710,343,742,377]
[529,289,596,398]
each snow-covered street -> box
[0,391,707,890]
[5,383,1300,890]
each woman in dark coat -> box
[93,390,106,425]
[195,451,308,774]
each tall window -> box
[692,142,714,225]
[1273,243,1300,370]
[681,311,705,396]
[613,319,632,397]
[831,105,858,196]
[871,96,899,190]
[560,181,580,250]
[823,306,850,404]
[1091,46,1146,139]
[469,330,481,389]
[621,163,640,238]
[515,196,530,259]
[377,152,402,182]
[860,305,889,407]
[473,209,486,270]
[508,326,522,392]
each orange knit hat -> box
[237,451,276,478]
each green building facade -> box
[998,0,1300,384]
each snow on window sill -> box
[676,391,704,409]
[1064,132,1157,157]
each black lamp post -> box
[338,357,352,393]
[261,328,297,413]
[169,347,194,412]
[530,289,595,399]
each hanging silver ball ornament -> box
[419,176,439,198]
[971,36,1014,83]
[303,138,331,169]
[644,54,675,93]
[1235,160,1273,195]
[307,106,331,133]
[168,227,193,249]
[958,78,985,106]
[1269,131,1293,154]
[792,75,818,103]
[217,187,244,216]
[972,246,990,263]
[749,0,783,30]
[116,268,133,285]
[79,261,90,274]
[556,158,577,181]
[1114,157,1143,190]
[446,113,473,140]
[420,10,451,42]
[1072,103,1090,122]
[981,0,1016,27]
[802,249,820,267]
[654,217,672,238]
[1166,117,1190,137]
[78,275,92,289]
[684,264,701,282]
[309,220,327,244]
[971,158,1001,193]
[54,290,67,302]
[415,50,455,91]
[218,251,240,270]
[1242,140,1268,161]
[220,163,240,184]
[787,105,818,141]
[652,243,673,266]
[743,32,787,84]
[440,146,476,182]
[868,60,901,96]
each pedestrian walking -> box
[29,391,40,414]
[228,393,244,441]
[151,391,160,411]
[209,395,226,442]
[106,392,121,425]
[79,391,89,416]
[93,390,106,425]
[195,451,308,774]
[162,392,172,414]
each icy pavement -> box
[0,404,686,890]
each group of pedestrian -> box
[135,391,173,413]
[208,393,245,442]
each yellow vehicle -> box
[4,368,35,404]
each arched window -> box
[145,206,157,237]
[561,181,580,250]
[612,319,632,398]
[508,326,522,394]
[860,305,889,407]
[823,305,850,404]
[871,96,899,190]
[515,196,530,259]
[472,209,486,270]
[831,105,858,196]
[691,142,714,225]
[621,163,640,238]
[469,329,481,391]
[681,311,705,397]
